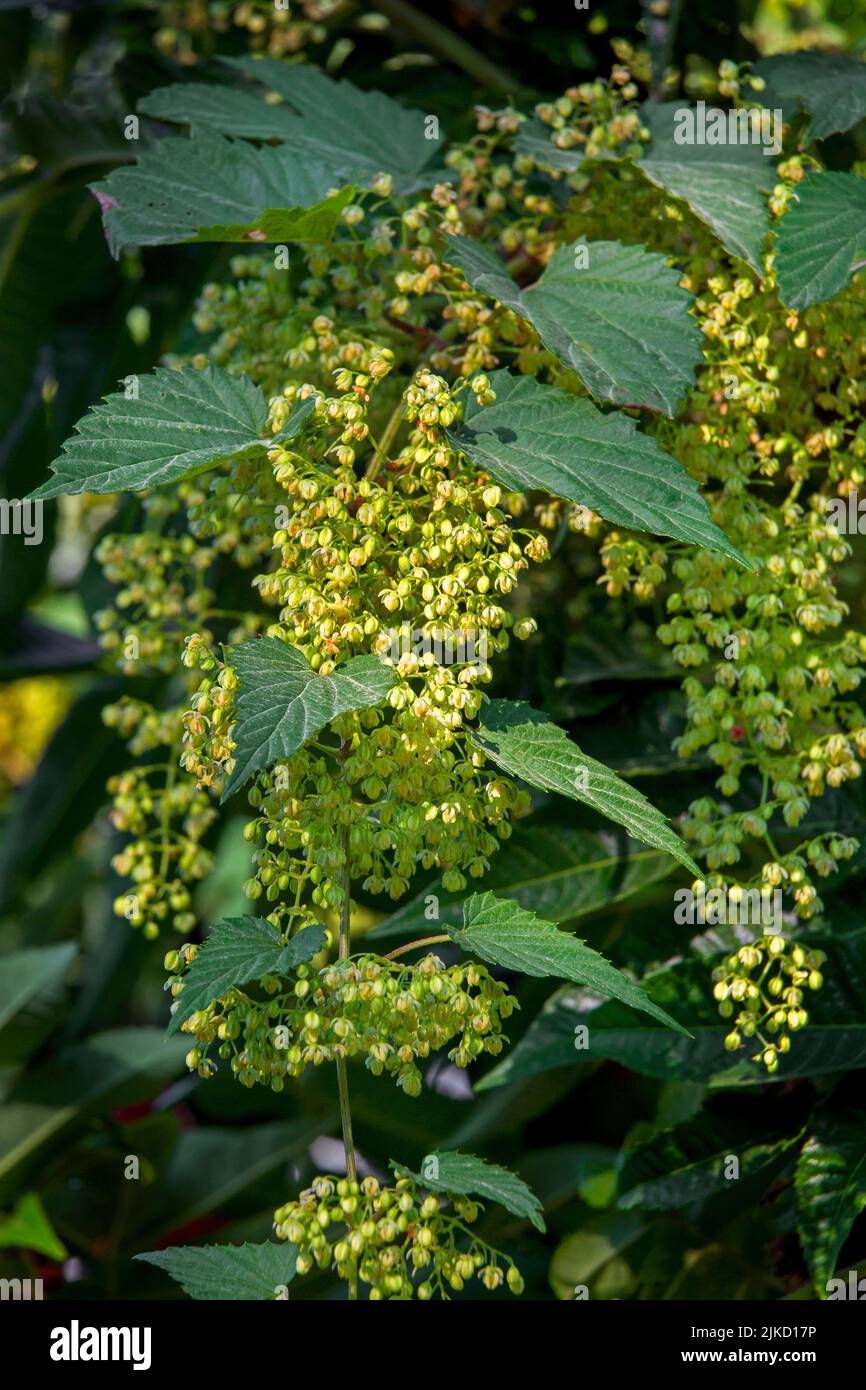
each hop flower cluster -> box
[274,1173,525,1299]
[170,949,516,1096]
[713,936,826,1071]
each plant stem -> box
[372,0,528,97]
[335,825,359,1300]
[383,934,450,960]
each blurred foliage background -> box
[1,0,865,1301]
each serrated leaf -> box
[447,891,689,1035]
[91,129,353,255]
[775,172,866,311]
[393,1150,545,1232]
[31,366,275,500]
[446,236,701,416]
[454,369,744,562]
[796,1106,866,1295]
[637,102,773,274]
[223,638,395,799]
[369,812,674,941]
[135,1241,297,1300]
[618,1115,798,1211]
[0,1192,67,1261]
[757,52,866,142]
[169,918,326,1035]
[471,700,699,875]
[0,943,76,1032]
[140,57,435,191]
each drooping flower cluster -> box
[274,1173,525,1300]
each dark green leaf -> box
[369,812,674,941]
[169,918,325,1034]
[135,1240,297,1300]
[224,638,395,798]
[757,53,866,142]
[91,129,353,254]
[140,57,436,191]
[455,369,744,562]
[447,891,689,1035]
[618,1115,798,1210]
[637,102,773,274]
[471,699,699,875]
[446,236,701,416]
[393,1150,546,1232]
[775,172,866,311]
[0,943,76,1033]
[796,1105,866,1295]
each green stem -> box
[335,824,358,1300]
[383,934,449,960]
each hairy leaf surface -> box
[471,700,699,875]
[224,639,395,798]
[393,1150,545,1232]
[169,918,326,1034]
[446,236,701,415]
[455,369,745,561]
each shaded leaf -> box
[141,57,436,191]
[0,943,76,1033]
[775,172,866,311]
[637,101,773,274]
[369,812,674,941]
[795,1106,866,1295]
[757,52,866,142]
[618,1115,798,1210]
[0,1028,188,1198]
